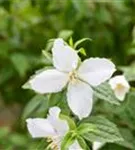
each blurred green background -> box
[1,0,135,149]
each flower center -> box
[69,71,78,83]
[47,136,60,150]
[115,83,124,91]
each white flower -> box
[29,38,115,119]
[109,75,130,101]
[92,142,105,150]
[26,107,82,150]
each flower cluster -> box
[25,38,130,150]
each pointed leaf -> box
[93,82,120,105]
[81,116,123,143]
[74,38,92,49]
[22,95,48,120]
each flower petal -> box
[47,107,69,136]
[29,69,68,94]
[114,90,126,101]
[69,140,83,150]
[109,75,130,101]
[109,75,130,90]
[52,38,79,72]
[67,80,93,120]
[78,58,116,86]
[26,118,55,138]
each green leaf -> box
[81,116,123,143]
[69,37,74,47]
[42,50,52,64]
[48,91,71,116]
[119,64,135,81]
[117,128,135,149]
[22,94,48,120]
[58,30,73,40]
[118,91,135,130]
[77,123,96,135]
[48,92,65,107]
[61,131,76,150]
[77,136,89,150]
[10,53,30,77]
[93,82,120,105]
[74,38,92,49]
[44,39,55,52]
[78,47,86,56]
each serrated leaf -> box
[74,38,92,49]
[117,128,135,149]
[77,123,96,135]
[81,116,123,143]
[22,94,48,120]
[93,82,120,105]
[118,92,135,130]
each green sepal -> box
[74,38,92,49]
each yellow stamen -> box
[47,136,60,150]
[69,71,78,83]
[116,83,124,90]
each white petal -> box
[78,58,116,86]
[93,142,105,150]
[114,90,126,101]
[47,107,69,136]
[29,69,68,94]
[49,106,61,118]
[109,75,130,90]
[109,75,130,101]
[67,80,93,120]
[26,118,55,138]
[52,38,79,72]
[69,140,82,150]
